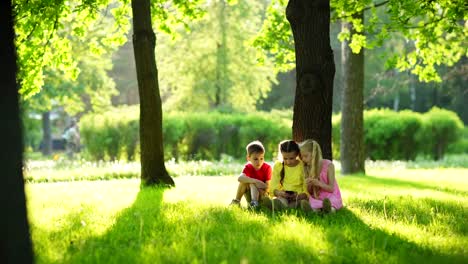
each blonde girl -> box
[299,139,342,213]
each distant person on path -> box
[230,140,272,209]
[62,119,80,158]
[267,140,308,210]
[299,139,343,213]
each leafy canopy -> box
[254,0,468,82]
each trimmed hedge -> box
[80,106,464,161]
[332,107,464,161]
[80,107,292,161]
[421,107,464,160]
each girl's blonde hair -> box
[299,139,322,197]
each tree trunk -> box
[340,15,365,174]
[286,0,335,159]
[215,0,228,108]
[131,0,174,187]
[41,111,52,155]
[0,0,34,262]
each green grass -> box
[23,159,241,183]
[26,166,467,263]
[24,153,468,183]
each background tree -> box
[286,0,335,159]
[255,0,467,167]
[333,0,466,172]
[0,0,33,262]
[23,10,122,155]
[14,0,204,186]
[340,12,365,173]
[155,0,276,112]
[131,0,174,186]
[131,0,204,186]
[13,0,130,98]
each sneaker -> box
[322,198,332,214]
[229,199,241,207]
[249,200,259,210]
[300,200,312,212]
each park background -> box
[9,0,468,263]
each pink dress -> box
[309,159,343,210]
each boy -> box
[230,140,272,209]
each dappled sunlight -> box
[26,180,141,263]
[340,172,468,197]
[164,176,238,206]
[346,195,467,253]
[365,168,468,190]
[26,169,467,263]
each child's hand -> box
[311,179,321,187]
[277,190,288,198]
[255,181,267,189]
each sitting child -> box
[230,140,272,209]
[268,140,308,209]
[299,139,343,213]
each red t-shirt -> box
[242,163,272,183]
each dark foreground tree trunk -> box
[0,1,34,263]
[287,0,335,159]
[131,0,174,187]
[41,111,52,155]
[340,15,365,174]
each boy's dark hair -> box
[246,140,265,156]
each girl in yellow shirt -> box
[268,140,308,209]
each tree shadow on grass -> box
[354,197,467,236]
[343,174,467,196]
[59,187,320,263]
[301,208,465,263]
[35,184,466,263]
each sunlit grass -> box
[26,164,468,263]
[23,159,242,183]
[24,153,468,183]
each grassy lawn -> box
[25,161,467,263]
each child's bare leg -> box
[249,184,260,202]
[235,182,248,201]
[276,197,288,207]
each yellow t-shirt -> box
[270,160,305,195]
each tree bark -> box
[131,0,174,187]
[340,15,365,174]
[41,111,52,155]
[215,0,228,108]
[287,0,335,159]
[0,0,34,262]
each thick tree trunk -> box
[287,0,335,159]
[41,111,52,155]
[340,16,365,174]
[131,0,174,187]
[0,1,34,262]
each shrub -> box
[79,106,463,162]
[22,113,42,151]
[447,127,468,154]
[421,107,464,160]
[363,109,424,160]
[80,108,291,161]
